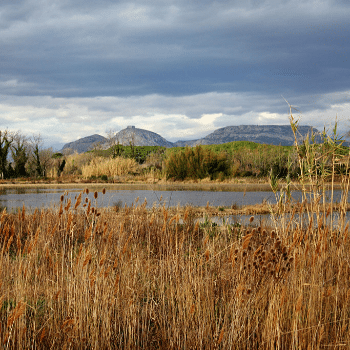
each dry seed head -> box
[253,245,262,256]
[249,216,254,223]
[60,195,64,202]
[102,188,106,195]
[271,230,276,239]
[242,233,253,249]
[218,327,225,345]
[94,191,98,199]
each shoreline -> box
[0,179,344,192]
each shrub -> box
[166,146,231,180]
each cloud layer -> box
[1,0,349,147]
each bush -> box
[166,146,231,180]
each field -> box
[1,182,350,349]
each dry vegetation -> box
[81,157,139,179]
[0,185,350,349]
[1,117,350,349]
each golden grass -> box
[81,157,140,178]
[0,188,350,349]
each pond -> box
[0,184,346,212]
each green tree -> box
[0,130,13,179]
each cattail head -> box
[102,188,106,195]
[249,216,254,223]
[94,191,98,199]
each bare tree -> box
[106,128,121,158]
[27,135,53,177]
[11,131,29,177]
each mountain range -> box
[61,124,320,154]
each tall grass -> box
[1,181,350,348]
[81,156,139,178]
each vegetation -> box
[165,145,231,180]
[0,126,348,184]
[1,117,350,348]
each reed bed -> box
[0,185,350,349]
[81,157,139,178]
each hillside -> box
[113,126,174,148]
[61,124,320,153]
[176,125,318,146]
[61,134,107,154]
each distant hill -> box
[61,124,321,153]
[191,125,319,146]
[61,134,107,154]
[112,126,174,148]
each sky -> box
[1,0,350,149]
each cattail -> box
[38,328,46,343]
[271,230,276,239]
[218,327,225,345]
[94,191,98,199]
[64,198,71,211]
[74,193,82,209]
[21,204,26,221]
[60,195,64,202]
[102,188,106,195]
[7,301,26,328]
[86,200,91,215]
[254,246,262,256]
[85,188,89,195]
[242,234,252,249]
[189,304,196,316]
[249,216,254,223]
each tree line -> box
[0,130,63,179]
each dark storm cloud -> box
[1,0,349,101]
[1,0,350,146]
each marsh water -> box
[0,184,345,212]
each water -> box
[0,185,346,212]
